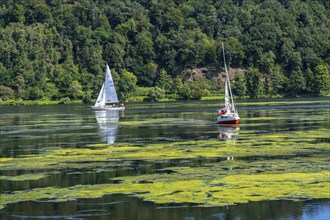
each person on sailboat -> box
[218,108,227,115]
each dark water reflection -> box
[0,98,329,219]
[1,196,329,220]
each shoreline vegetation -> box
[0,93,329,106]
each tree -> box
[26,87,43,100]
[313,65,329,95]
[245,68,263,99]
[304,67,314,94]
[44,82,59,100]
[287,68,306,96]
[117,69,137,100]
[178,81,209,99]
[267,65,287,96]
[155,69,173,93]
[147,86,165,102]
[171,76,183,94]
[0,86,15,101]
[135,30,155,64]
[136,62,158,87]
[233,73,246,97]
[223,37,245,67]
[258,51,276,74]
[154,34,177,73]
[69,80,83,99]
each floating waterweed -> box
[1,170,328,209]
[1,127,329,210]
[1,129,329,171]
[0,173,48,181]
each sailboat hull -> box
[217,119,240,124]
[217,115,240,124]
[91,106,125,111]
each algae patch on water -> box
[1,129,329,171]
[1,128,329,209]
[1,169,329,209]
[0,173,48,181]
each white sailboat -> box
[91,64,125,111]
[217,43,240,124]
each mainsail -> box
[224,78,231,111]
[222,42,236,114]
[104,65,119,104]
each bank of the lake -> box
[1,94,329,106]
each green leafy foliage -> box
[117,69,138,101]
[287,68,306,97]
[0,0,329,102]
[146,86,165,102]
[313,65,330,95]
[178,81,209,99]
[245,67,263,99]
[233,73,246,97]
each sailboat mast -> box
[222,42,237,113]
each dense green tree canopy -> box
[0,0,329,102]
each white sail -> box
[224,77,231,111]
[104,64,119,104]
[94,83,105,107]
[222,42,237,114]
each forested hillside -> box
[0,0,329,103]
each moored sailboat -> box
[91,64,125,111]
[217,43,240,124]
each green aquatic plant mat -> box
[1,169,328,210]
[1,128,329,209]
[1,129,329,171]
[0,173,48,181]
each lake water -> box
[0,98,329,219]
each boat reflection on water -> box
[218,125,240,141]
[218,125,240,165]
[94,110,123,144]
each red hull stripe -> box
[217,119,239,124]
